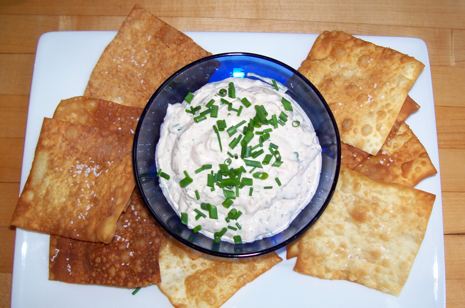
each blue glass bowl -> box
[133,53,340,258]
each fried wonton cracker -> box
[49,190,164,287]
[85,6,210,107]
[354,123,437,186]
[341,96,420,169]
[158,238,281,307]
[299,31,424,155]
[53,96,142,136]
[11,118,134,243]
[293,167,435,295]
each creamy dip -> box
[156,77,321,243]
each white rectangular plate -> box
[12,31,445,308]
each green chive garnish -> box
[227,120,247,137]
[292,120,301,127]
[181,212,188,225]
[244,159,262,168]
[184,92,194,103]
[229,135,242,149]
[270,114,278,128]
[228,225,238,231]
[132,287,141,295]
[241,97,252,107]
[253,171,269,180]
[195,190,200,200]
[213,125,223,152]
[262,154,273,165]
[193,225,202,233]
[194,114,207,123]
[218,88,227,97]
[279,111,288,122]
[209,205,218,219]
[264,186,273,189]
[157,170,170,180]
[240,177,253,187]
[194,209,206,220]
[236,105,244,116]
[255,105,268,124]
[217,119,227,131]
[210,105,219,118]
[206,99,215,108]
[223,189,235,199]
[195,164,212,174]
[227,208,242,220]
[236,222,242,230]
[259,132,270,143]
[271,79,279,91]
[179,171,193,187]
[250,149,264,158]
[222,198,234,208]
[233,235,242,244]
[249,187,253,196]
[228,82,236,98]
[272,160,283,167]
[281,97,293,111]
[214,227,228,243]
[275,177,282,186]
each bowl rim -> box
[132,52,341,258]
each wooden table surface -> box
[1,1,464,307]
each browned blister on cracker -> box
[158,238,281,308]
[85,6,210,107]
[299,31,424,155]
[53,96,142,136]
[49,190,164,287]
[354,123,437,186]
[293,167,435,295]
[11,118,134,243]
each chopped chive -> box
[181,212,188,225]
[259,132,270,143]
[275,177,282,186]
[214,227,228,243]
[132,287,141,295]
[255,105,268,124]
[279,111,288,122]
[220,98,231,105]
[157,170,170,180]
[224,158,232,165]
[253,171,269,180]
[206,99,215,108]
[207,173,214,188]
[229,135,242,149]
[270,114,278,128]
[236,105,244,116]
[179,171,193,188]
[222,198,234,208]
[228,82,236,98]
[227,208,242,220]
[292,120,301,127]
[218,88,227,97]
[210,105,219,118]
[250,149,264,158]
[281,97,293,111]
[244,159,262,168]
[208,205,218,219]
[194,114,207,123]
[195,190,200,200]
[249,187,253,196]
[227,120,247,136]
[228,225,238,231]
[269,143,279,150]
[192,225,202,233]
[223,189,235,199]
[278,119,286,126]
[195,164,212,174]
[200,202,211,211]
[240,177,253,186]
[227,151,236,159]
[249,166,257,174]
[185,105,201,114]
[194,209,206,220]
[216,119,227,131]
[272,160,283,167]
[233,235,242,244]
[213,125,223,152]
[241,97,252,107]
[241,130,254,145]
[271,79,279,91]
[262,154,273,165]
[264,186,273,189]
[184,92,194,103]
[236,222,242,230]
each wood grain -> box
[0,1,464,307]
